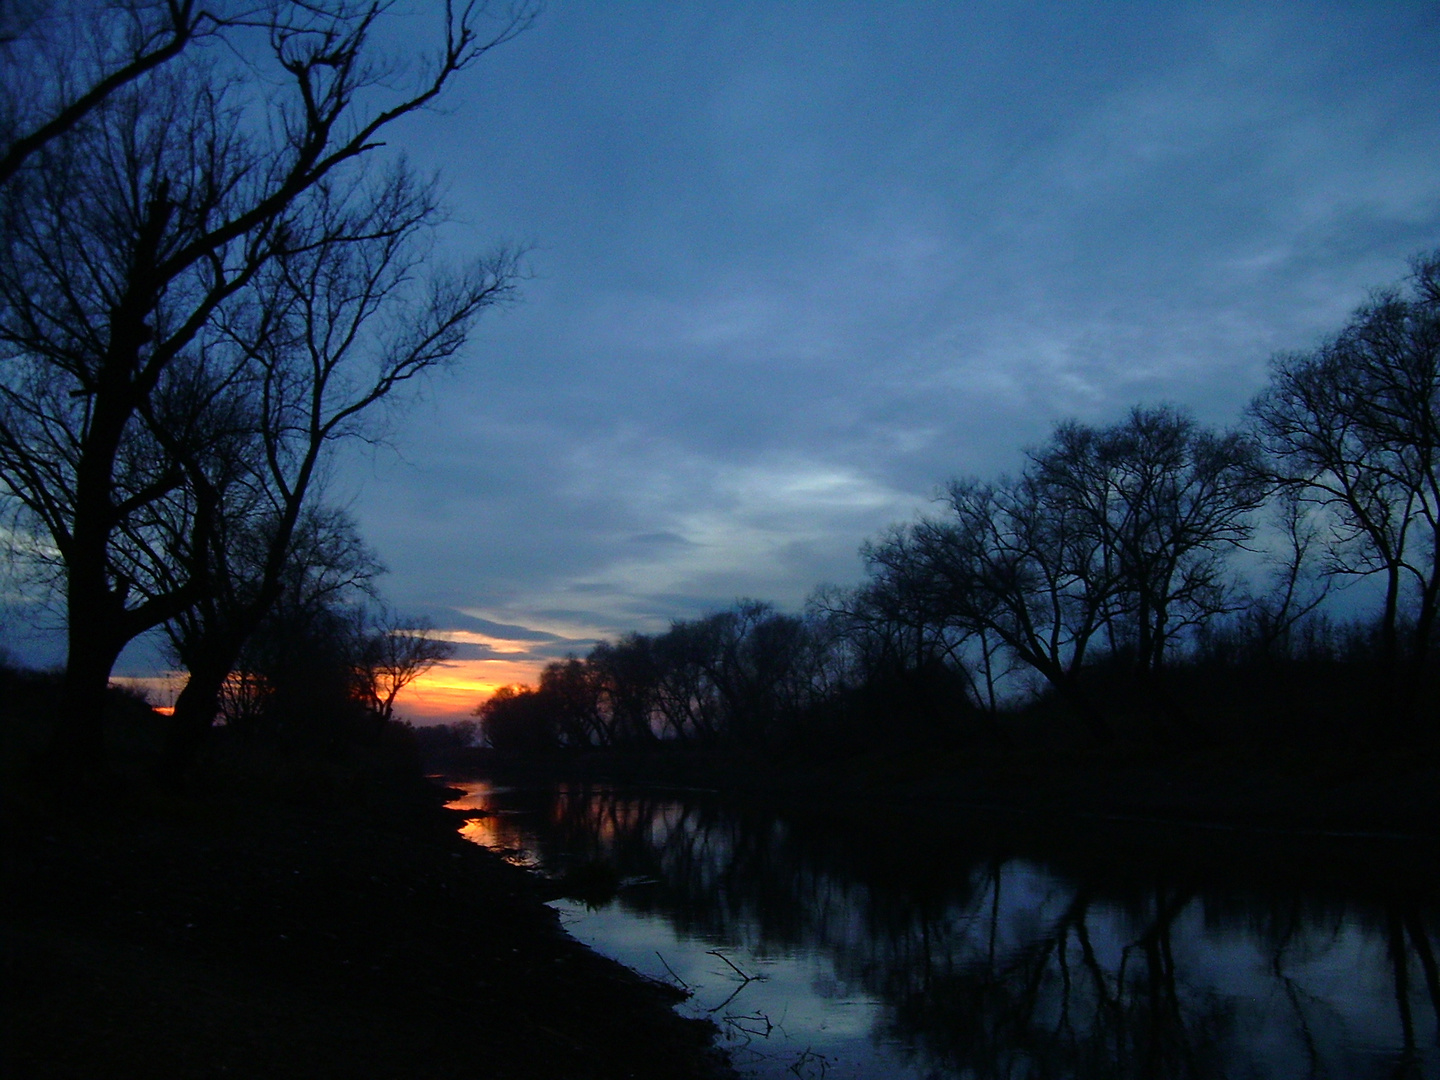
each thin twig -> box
[707,949,758,982]
[655,951,691,992]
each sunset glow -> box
[110,673,186,713]
[394,658,545,725]
[110,660,540,728]
[429,630,537,655]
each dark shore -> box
[6,726,1436,1080]
[1,776,733,1079]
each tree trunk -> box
[46,205,168,775]
[1054,667,1112,745]
[158,621,257,791]
[157,652,233,792]
[49,617,126,777]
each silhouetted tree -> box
[648,621,723,742]
[161,504,380,776]
[355,612,456,728]
[1033,406,1265,675]
[915,471,1118,741]
[588,634,660,745]
[1251,251,1440,680]
[1231,485,1333,661]
[475,684,558,754]
[0,1,533,767]
[882,410,1263,738]
[855,525,998,712]
[536,656,607,747]
[158,170,516,771]
[0,1,216,187]
[216,566,371,740]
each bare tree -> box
[535,655,607,746]
[1251,251,1440,678]
[157,166,517,772]
[355,611,456,727]
[0,1,218,187]
[917,473,1118,741]
[901,409,1261,738]
[856,524,998,711]
[587,633,659,745]
[212,559,374,737]
[647,622,720,742]
[160,503,381,779]
[1033,406,1265,674]
[0,1,534,766]
[1235,485,1334,660]
[475,682,558,754]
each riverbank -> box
[1,774,733,1079]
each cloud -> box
[333,0,1440,699]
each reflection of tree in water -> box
[484,785,842,947]
[479,786,1438,1079]
[877,879,1239,1079]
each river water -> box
[446,779,1439,1079]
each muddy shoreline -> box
[1,780,734,1079]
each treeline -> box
[480,252,1440,755]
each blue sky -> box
[6,1,1440,718]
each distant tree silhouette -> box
[536,656,608,746]
[587,634,660,745]
[161,505,380,781]
[475,684,558,755]
[215,570,371,740]
[648,622,722,742]
[914,471,1118,741]
[354,612,456,729]
[852,408,1265,740]
[852,525,1001,714]
[1032,406,1265,675]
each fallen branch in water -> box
[706,950,764,1012]
[655,951,692,993]
[722,1010,774,1040]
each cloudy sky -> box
[11,1,1440,721]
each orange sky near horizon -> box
[114,658,543,728]
[392,657,545,725]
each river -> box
[446,779,1439,1079]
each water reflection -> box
[449,781,1439,1079]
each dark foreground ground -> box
[7,706,1437,1079]
[1,777,733,1079]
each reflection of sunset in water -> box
[457,816,508,849]
[433,780,1440,1080]
[443,780,495,813]
[456,817,545,869]
[446,781,538,866]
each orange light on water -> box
[445,781,537,864]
